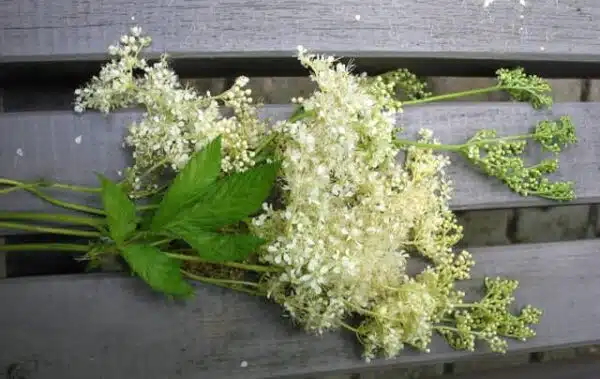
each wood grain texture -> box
[0,111,136,223]
[423,357,600,379]
[0,103,598,229]
[1,239,600,379]
[1,0,600,82]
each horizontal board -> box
[2,0,600,83]
[1,239,600,378]
[424,358,600,379]
[0,103,598,231]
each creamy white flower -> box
[251,49,464,356]
[78,28,477,361]
[74,27,266,194]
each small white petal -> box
[16,148,24,157]
[240,361,248,368]
[354,14,361,21]
[130,26,142,37]
[74,135,82,144]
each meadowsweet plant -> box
[73,25,265,195]
[0,26,577,361]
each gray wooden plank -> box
[1,0,600,80]
[1,239,600,379]
[422,357,600,379]
[0,103,598,225]
[0,110,136,222]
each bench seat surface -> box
[1,239,600,379]
[2,1,600,377]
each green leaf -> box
[97,174,137,244]
[138,196,163,231]
[151,137,222,230]
[121,243,192,297]
[166,162,280,231]
[171,223,266,262]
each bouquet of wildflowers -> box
[0,27,577,361]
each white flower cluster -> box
[251,48,466,359]
[74,27,265,191]
[74,27,515,360]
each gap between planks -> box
[0,238,5,278]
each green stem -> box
[47,183,100,193]
[394,134,534,152]
[340,321,360,333]
[137,204,159,211]
[0,243,90,253]
[0,180,105,215]
[473,134,534,145]
[0,212,104,229]
[0,221,100,237]
[137,158,170,183]
[343,300,403,323]
[436,322,522,340]
[132,183,168,199]
[394,140,464,152]
[402,83,546,106]
[434,325,459,333]
[150,238,172,247]
[0,187,20,195]
[403,86,501,105]
[254,132,278,155]
[167,253,281,273]
[180,269,264,296]
[434,325,486,338]
[123,231,168,245]
[452,303,482,310]
[26,186,105,216]
[528,190,573,201]
[0,178,99,194]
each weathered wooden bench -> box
[1,1,600,378]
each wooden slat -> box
[423,358,600,379]
[1,239,599,379]
[0,103,598,225]
[2,0,600,84]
